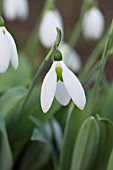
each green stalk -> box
[88,20,113,115]
[79,29,109,80]
[17,27,61,115]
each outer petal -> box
[82,7,105,40]
[61,61,86,110]
[3,0,17,21]
[39,10,63,48]
[5,28,18,69]
[0,28,10,73]
[41,62,57,113]
[17,0,29,20]
[55,81,71,106]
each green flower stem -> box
[81,62,100,85]
[79,29,109,80]
[18,28,61,115]
[49,118,59,170]
[88,20,113,115]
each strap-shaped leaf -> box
[70,117,99,170]
[59,104,84,170]
[107,149,113,170]
[92,117,113,170]
[0,86,26,117]
[0,114,13,170]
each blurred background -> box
[3,0,113,80]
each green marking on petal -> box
[55,66,63,82]
[2,28,5,34]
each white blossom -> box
[41,60,86,113]
[39,10,63,48]
[0,26,18,73]
[59,42,82,72]
[3,0,29,21]
[82,7,105,40]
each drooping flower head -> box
[0,17,18,73]
[82,7,105,40]
[41,50,86,113]
[3,0,29,21]
[39,9,63,48]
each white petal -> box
[0,28,10,73]
[17,0,29,20]
[82,7,105,40]
[39,10,63,48]
[5,28,18,69]
[55,81,71,106]
[60,42,82,72]
[41,62,57,113]
[3,0,17,21]
[61,61,86,110]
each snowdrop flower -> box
[82,7,105,40]
[41,50,86,113]
[0,17,18,73]
[59,42,82,72]
[39,9,63,48]
[3,0,29,21]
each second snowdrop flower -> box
[82,7,105,40]
[39,9,63,48]
[41,50,86,113]
[3,0,29,21]
[0,17,18,73]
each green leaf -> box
[70,117,99,170]
[31,128,49,144]
[0,114,13,170]
[0,53,32,93]
[18,142,50,170]
[92,117,113,170]
[59,103,84,170]
[0,86,26,117]
[95,83,113,121]
[107,149,113,170]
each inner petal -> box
[55,81,71,106]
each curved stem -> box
[17,28,62,115]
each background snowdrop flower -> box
[41,50,86,113]
[39,9,63,48]
[3,0,29,21]
[82,7,105,40]
[0,18,18,73]
[59,42,82,72]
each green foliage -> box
[0,114,13,170]
[0,1,113,170]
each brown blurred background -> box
[4,0,113,80]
